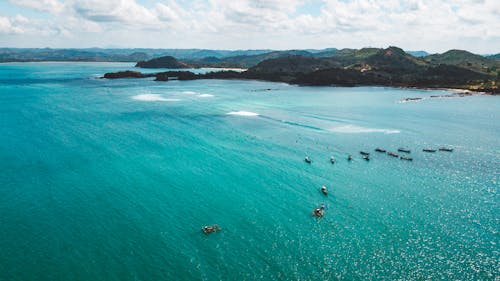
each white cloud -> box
[1,0,499,53]
[9,0,64,13]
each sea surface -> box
[0,62,499,280]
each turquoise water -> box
[0,62,498,280]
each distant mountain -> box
[135,56,190,68]
[406,51,430,57]
[486,53,500,60]
[424,49,500,75]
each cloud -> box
[8,0,64,13]
[1,0,499,53]
[0,16,29,34]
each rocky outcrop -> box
[103,71,152,79]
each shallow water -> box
[0,62,499,280]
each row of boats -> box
[304,146,454,164]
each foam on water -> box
[329,125,400,134]
[198,94,214,98]
[131,94,180,102]
[227,111,259,117]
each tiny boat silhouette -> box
[304,156,312,163]
[360,151,370,156]
[363,155,370,161]
[439,147,453,152]
[202,224,221,234]
[387,152,399,157]
[347,155,352,161]
[423,148,437,152]
[321,185,328,195]
[400,156,413,161]
[312,204,325,218]
[330,156,335,164]
[375,148,386,153]
[398,148,411,153]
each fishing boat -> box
[363,155,370,161]
[400,156,413,161]
[360,151,370,156]
[202,225,221,234]
[321,185,328,195]
[387,152,399,157]
[304,156,312,163]
[330,156,335,164]
[375,148,386,153]
[312,204,325,218]
[423,148,437,152]
[439,147,453,152]
[398,148,411,153]
[347,155,352,161]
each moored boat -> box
[398,148,411,153]
[330,156,335,164]
[400,156,413,161]
[423,148,437,152]
[305,156,312,163]
[439,147,453,152]
[363,155,370,161]
[387,152,399,157]
[347,155,352,161]
[360,151,370,156]
[375,148,386,153]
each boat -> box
[375,148,386,153]
[202,224,221,234]
[347,155,352,161]
[360,151,370,156]
[321,185,328,195]
[439,147,453,152]
[312,204,325,218]
[304,156,312,163]
[400,156,413,161]
[398,148,411,153]
[330,156,335,164]
[387,152,399,157]
[423,148,437,152]
[363,155,370,161]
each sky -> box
[0,0,499,53]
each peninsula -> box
[104,46,500,94]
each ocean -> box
[0,62,498,280]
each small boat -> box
[387,152,399,158]
[360,151,370,156]
[375,148,386,153]
[330,156,335,164]
[202,224,221,234]
[439,147,453,152]
[312,204,325,218]
[363,155,370,161]
[400,156,413,161]
[321,185,328,195]
[347,155,352,161]
[423,148,436,153]
[398,148,411,153]
[304,156,312,163]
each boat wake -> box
[329,125,400,134]
[131,94,180,102]
[226,111,259,117]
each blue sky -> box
[0,0,499,53]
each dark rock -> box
[103,71,149,79]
